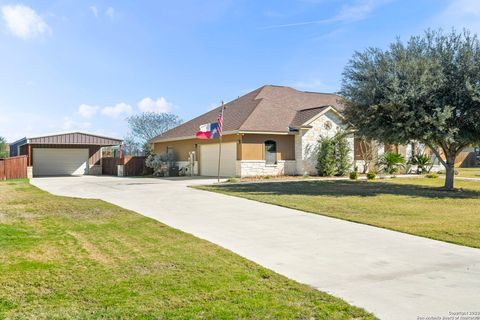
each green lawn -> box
[456,167,480,178]
[0,180,373,319]
[197,177,480,249]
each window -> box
[166,146,174,155]
[264,140,277,165]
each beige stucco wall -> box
[152,133,295,162]
[153,135,241,161]
[240,134,295,161]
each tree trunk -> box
[444,155,455,190]
[424,142,465,191]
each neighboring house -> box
[10,132,122,177]
[151,85,380,177]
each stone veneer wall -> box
[295,111,353,176]
[237,160,296,177]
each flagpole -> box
[217,101,224,183]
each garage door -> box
[33,148,89,176]
[200,142,237,177]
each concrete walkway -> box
[32,176,480,320]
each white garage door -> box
[200,142,237,177]
[33,148,89,176]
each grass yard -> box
[0,180,374,319]
[197,177,480,249]
[455,168,480,178]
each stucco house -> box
[150,85,360,177]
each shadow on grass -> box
[212,180,480,199]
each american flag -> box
[217,111,223,136]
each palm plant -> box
[410,154,432,174]
[379,152,405,175]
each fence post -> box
[0,160,5,180]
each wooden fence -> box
[102,157,123,175]
[0,156,28,180]
[102,156,151,176]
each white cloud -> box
[62,117,92,131]
[138,97,173,113]
[101,102,132,118]
[89,5,99,18]
[264,0,390,28]
[1,4,51,39]
[77,104,98,118]
[105,7,115,20]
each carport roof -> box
[11,131,123,146]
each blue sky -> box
[1,0,479,142]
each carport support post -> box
[27,144,31,166]
[217,101,225,183]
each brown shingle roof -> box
[150,85,343,143]
[289,106,330,128]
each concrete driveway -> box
[32,176,480,320]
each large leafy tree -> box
[125,112,182,154]
[340,29,480,190]
[0,136,9,158]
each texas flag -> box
[196,122,220,139]
[196,112,223,139]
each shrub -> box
[366,171,376,180]
[425,172,439,179]
[317,130,352,177]
[335,131,351,176]
[378,152,406,175]
[145,152,175,175]
[317,137,337,176]
[410,154,432,174]
[349,171,359,180]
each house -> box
[150,85,374,177]
[9,132,123,177]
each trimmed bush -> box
[425,173,439,179]
[366,171,376,180]
[349,171,359,180]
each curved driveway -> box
[32,176,480,320]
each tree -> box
[0,136,9,158]
[340,29,480,190]
[125,112,182,154]
[356,137,379,174]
